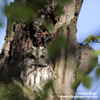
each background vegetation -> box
[0,0,100,100]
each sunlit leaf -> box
[92,50,100,56]
[93,37,100,43]
[95,36,100,40]
[84,35,92,44]
[84,35,100,45]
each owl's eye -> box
[30,55,37,60]
[40,55,45,58]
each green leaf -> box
[47,34,67,61]
[43,19,54,32]
[0,80,30,100]
[96,68,100,77]
[34,80,53,100]
[95,36,100,40]
[92,50,100,55]
[56,0,71,6]
[53,6,65,16]
[84,35,92,44]
[4,3,36,22]
[93,37,100,43]
[82,76,92,89]
[84,35,100,45]
[72,74,92,90]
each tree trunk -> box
[0,0,98,100]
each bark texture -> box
[0,0,98,100]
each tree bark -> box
[0,0,98,100]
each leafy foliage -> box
[2,0,99,100]
[56,0,71,5]
[34,80,53,100]
[4,0,71,22]
[53,0,71,16]
[0,80,30,100]
[96,68,100,77]
[0,79,54,100]
[72,74,92,90]
[84,35,100,45]
[26,0,51,11]
[92,50,100,56]
[4,3,34,22]
[95,64,100,77]
[47,34,67,61]
[53,5,65,16]
[89,59,98,73]
[43,19,54,32]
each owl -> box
[20,46,56,92]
